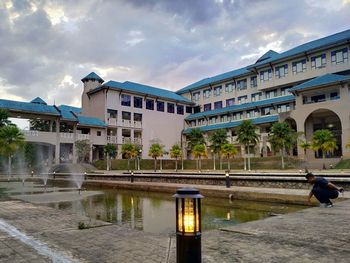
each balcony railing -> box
[60,133,74,139]
[77,134,90,140]
[107,135,117,143]
[122,137,132,143]
[108,118,117,126]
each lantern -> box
[174,188,203,263]
[225,170,230,188]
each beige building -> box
[1,29,350,167]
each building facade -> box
[1,29,350,166]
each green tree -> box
[300,140,311,165]
[121,143,137,171]
[148,143,164,172]
[0,125,25,177]
[0,109,11,127]
[311,129,338,169]
[221,143,238,171]
[209,129,228,170]
[268,122,297,169]
[104,143,117,171]
[75,139,90,163]
[186,128,205,151]
[170,144,182,172]
[24,143,36,169]
[237,120,259,171]
[192,144,207,171]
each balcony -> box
[107,135,117,144]
[108,118,117,126]
[121,119,132,127]
[122,137,132,143]
[22,130,56,144]
[134,137,142,145]
[77,134,90,140]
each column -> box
[55,118,60,164]
[72,124,77,164]
[89,144,93,163]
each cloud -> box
[0,0,349,106]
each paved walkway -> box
[0,198,350,262]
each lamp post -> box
[211,149,216,171]
[31,170,34,177]
[138,149,142,170]
[174,188,203,263]
[130,170,134,183]
[225,170,230,188]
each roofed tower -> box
[81,72,104,115]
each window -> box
[192,91,200,101]
[277,104,291,113]
[238,95,247,104]
[265,89,277,99]
[193,106,200,113]
[157,101,164,112]
[250,76,257,88]
[122,111,131,120]
[331,48,348,64]
[214,101,223,109]
[146,99,154,110]
[311,54,326,69]
[177,105,184,115]
[275,64,288,78]
[121,94,131,106]
[134,113,142,122]
[260,69,272,82]
[134,96,143,108]
[203,103,211,111]
[251,92,262,102]
[107,109,117,119]
[213,86,222,96]
[237,79,247,90]
[225,82,235,93]
[97,131,102,136]
[203,88,211,99]
[292,59,307,74]
[167,103,175,113]
[261,106,273,116]
[186,106,192,114]
[330,92,339,100]
[226,98,235,107]
[281,87,290,96]
[311,94,326,103]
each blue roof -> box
[256,50,279,63]
[176,66,252,94]
[184,115,279,134]
[77,115,106,127]
[58,105,81,113]
[81,72,104,83]
[30,97,47,105]
[0,99,60,116]
[249,29,350,69]
[289,74,350,92]
[89,80,193,104]
[185,95,295,121]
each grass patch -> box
[335,159,350,169]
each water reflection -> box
[45,188,304,234]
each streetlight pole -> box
[138,149,142,170]
[211,149,216,171]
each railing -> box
[134,138,142,145]
[108,118,117,126]
[122,137,132,143]
[60,133,74,139]
[23,130,39,136]
[77,134,90,140]
[134,121,142,128]
[122,119,132,127]
[107,135,117,143]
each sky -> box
[0,0,350,108]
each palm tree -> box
[121,143,137,171]
[169,144,182,172]
[0,125,25,177]
[0,109,11,127]
[268,122,297,169]
[148,143,164,172]
[300,141,311,164]
[312,129,338,169]
[237,120,259,171]
[104,143,117,171]
[221,143,238,171]
[209,129,228,170]
[192,144,207,171]
[186,128,205,151]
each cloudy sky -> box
[1,0,350,107]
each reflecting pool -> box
[1,180,306,234]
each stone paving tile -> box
[1,199,350,262]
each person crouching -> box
[306,173,344,207]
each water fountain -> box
[40,173,49,191]
[72,172,84,195]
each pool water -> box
[1,180,306,234]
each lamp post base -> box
[176,233,201,263]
